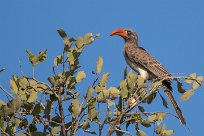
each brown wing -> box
[125,45,186,124]
[125,45,171,78]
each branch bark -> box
[58,86,66,136]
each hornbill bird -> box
[110,28,186,125]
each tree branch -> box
[57,86,66,136]
[0,127,10,136]
[0,85,14,99]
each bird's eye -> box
[127,30,131,35]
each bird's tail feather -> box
[162,80,186,125]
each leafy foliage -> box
[0,29,202,136]
[179,73,203,101]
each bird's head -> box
[110,28,138,43]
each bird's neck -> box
[125,38,138,47]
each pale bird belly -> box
[137,67,150,81]
[125,57,155,81]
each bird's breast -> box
[124,51,155,81]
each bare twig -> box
[92,77,99,87]
[0,85,15,99]
[32,67,35,79]
[115,127,133,136]
[18,57,24,76]
[170,72,186,75]
[57,86,66,136]
[99,103,110,136]
[0,127,10,136]
[107,77,176,136]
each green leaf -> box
[7,98,22,113]
[193,81,200,90]
[94,85,102,93]
[137,75,145,88]
[0,68,5,73]
[128,70,137,82]
[177,81,185,94]
[32,103,43,115]
[159,93,168,108]
[67,48,81,68]
[116,130,124,136]
[97,90,109,103]
[12,75,19,82]
[138,106,145,113]
[26,49,47,66]
[86,87,94,101]
[44,100,52,118]
[36,83,47,92]
[10,79,18,95]
[180,90,194,101]
[127,70,138,94]
[29,79,37,87]
[26,50,34,58]
[67,48,75,65]
[99,72,110,88]
[17,87,27,100]
[0,100,6,107]
[108,87,120,100]
[57,28,68,41]
[189,73,196,78]
[163,129,174,135]
[123,66,127,80]
[76,71,86,83]
[87,98,98,122]
[185,73,196,84]
[141,120,151,128]
[82,120,90,130]
[193,76,203,90]
[19,118,28,129]
[137,130,147,136]
[14,117,21,127]
[50,115,61,127]
[0,116,4,129]
[87,107,98,122]
[27,91,38,103]
[69,99,82,118]
[19,77,29,89]
[146,92,157,104]
[148,114,157,122]
[76,36,84,48]
[185,79,193,84]
[197,76,203,84]
[57,29,74,49]
[52,126,60,135]
[29,123,37,132]
[66,76,76,92]
[84,33,94,45]
[96,56,103,74]
[73,92,80,99]
[120,80,128,98]
[157,112,166,122]
[38,50,47,62]
[49,76,59,86]
[54,55,63,67]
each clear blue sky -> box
[0,0,204,135]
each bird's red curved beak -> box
[110,28,128,38]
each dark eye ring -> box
[127,31,131,35]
